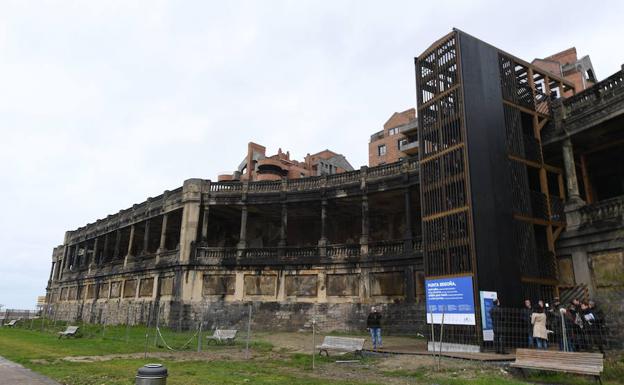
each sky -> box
[1,0,623,309]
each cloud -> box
[1,0,623,308]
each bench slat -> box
[512,349,603,376]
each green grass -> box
[1,323,623,385]
[27,358,380,385]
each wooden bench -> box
[511,348,604,384]
[206,329,237,344]
[3,320,18,327]
[317,336,365,357]
[58,326,80,339]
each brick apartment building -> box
[533,47,597,94]
[218,142,354,182]
[368,109,418,166]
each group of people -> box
[490,297,606,354]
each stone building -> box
[218,142,354,182]
[369,109,418,166]
[46,161,422,330]
[46,29,624,345]
[543,64,624,343]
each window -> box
[388,127,399,136]
[398,138,408,149]
[377,144,387,156]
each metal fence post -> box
[153,304,161,347]
[197,315,203,352]
[144,302,153,359]
[101,304,107,339]
[438,311,445,371]
[125,305,131,343]
[40,306,46,332]
[245,303,252,359]
[312,306,316,370]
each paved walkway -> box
[0,356,60,385]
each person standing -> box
[548,297,564,350]
[588,301,605,353]
[522,299,533,348]
[367,306,382,351]
[490,298,506,354]
[531,304,549,349]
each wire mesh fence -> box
[1,299,620,360]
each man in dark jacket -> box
[522,299,533,347]
[367,306,382,350]
[490,298,506,354]
[588,300,605,353]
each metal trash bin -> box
[136,363,168,385]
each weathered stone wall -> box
[48,299,160,326]
[181,300,427,334]
[590,249,624,349]
[48,298,427,335]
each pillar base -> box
[564,196,586,230]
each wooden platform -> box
[363,345,515,362]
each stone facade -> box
[46,160,423,330]
[544,65,624,348]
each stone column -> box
[201,206,210,242]
[572,250,594,297]
[157,213,169,253]
[360,195,369,256]
[317,272,327,303]
[51,260,58,282]
[124,224,135,266]
[72,244,79,271]
[562,138,585,207]
[101,233,110,265]
[142,219,151,255]
[318,199,328,256]
[62,245,70,272]
[403,188,413,255]
[48,261,55,282]
[113,229,121,262]
[237,204,248,250]
[234,271,245,301]
[91,237,99,269]
[179,178,202,263]
[279,202,287,248]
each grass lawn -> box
[1,322,623,385]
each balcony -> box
[208,159,419,196]
[544,68,624,144]
[193,238,423,267]
[577,195,624,228]
[399,140,419,155]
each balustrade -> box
[564,70,624,118]
[326,244,360,257]
[369,240,404,256]
[577,195,624,227]
[326,169,361,186]
[367,162,402,179]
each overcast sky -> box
[1,0,623,309]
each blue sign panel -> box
[479,291,498,341]
[425,275,476,325]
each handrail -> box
[564,70,624,117]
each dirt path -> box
[0,355,61,385]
